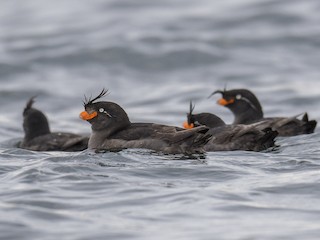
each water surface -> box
[1,0,320,239]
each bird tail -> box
[302,113,317,134]
[257,128,278,151]
[175,126,212,154]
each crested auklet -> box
[211,88,317,136]
[79,89,211,154]
[19,97,88,151]
[183,102,278,152]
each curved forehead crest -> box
[83,89,109,107]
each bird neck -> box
[232,105,263,124]
[23,121,51,141]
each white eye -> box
[99,108,105,113]
[236,94,242,100]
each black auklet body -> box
[211,88,317,136]
[19,97,88,151]
[183,102,278,152]
[80,89,211,155]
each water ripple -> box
[1,0,320,239]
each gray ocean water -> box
[1,0,320,239]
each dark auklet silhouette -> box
[19,97,88,151]
[183,102,278,152]
[211,88,317,137]
[79,89,211,154]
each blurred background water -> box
[1,0,320,239]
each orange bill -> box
[183,121,194,129]
[217,98,234,106]
[80,111,97,120]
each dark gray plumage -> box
[185,102,278,152]
[80,89,211,155]
[19,97,88,151]
[212,88,317,136]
